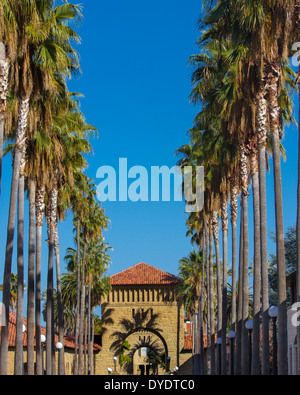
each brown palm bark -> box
[35,185,45,375]
[27,176,36,375]
[230,178,239,332]
[221,195,228,375]
[257,82,270,375]
[46,199,54,376]
[212,211,222,374]
[209,218,216,375]
[239,145,249,376]
[205,220,211,375]
[0,42,9,198]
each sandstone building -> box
[96,262,192,375]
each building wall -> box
[6,347,75,375]
[96,284,185,375]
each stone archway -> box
[95,263,185,375]
[122,328,168,375]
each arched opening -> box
[120,328,169,375]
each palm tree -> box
[0,0,82,374]
[15,160,25,375]
[0,0,43,374]
[177,250,205,364]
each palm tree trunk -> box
[209,219,216,375]
[205,220,211,375]
[212,211,222,374]
[54,222,65,375]
[0,42,9,199]
[239,144,250,375]
[74,218,81,375]
[235,206,244,375]
[78,242,87,375]
[257,82,270,375]
[230,179,239,332]
[241,193,250,376]
[84,296,87,376]
[49,184,58,376]
[193,306,200,375]
[88,283,92,375]
[267,64,288,375]
[35,185,45,375]
[91,306,95,376]
[0,95,30,375]
[221,195,228,375]
[199,230,205,375]
[251,152,261,375]
[46,200,54,376]
[27,176,36,376]
[15,166,25,375]
[46,183,59,376]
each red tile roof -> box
[2,310,101,351]
[110,262,180,286]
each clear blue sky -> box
[0,0,299,316]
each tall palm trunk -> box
[193,301,200,375]
[78,242,87,375]
[205,220,211,375]
[46,200,54,375]
[250,151,261,375]
[266,64,288,375]
[91,306,95,375]
[209,219,216,375]
[15,158,25,375]
[54,222,65,375]
[257,82,270,375]
[46,183,59,375]
[240,145,249,375]
[27,176,36,375]
[235,206,244,375]
[230,179,239,332]
[212,211,222,374]
[84,295,88,375]
[35,185,45,375]
[199,230,205,375]
[88,283,92,375]
[0,42,9,198]
[0,95,30,375]
[74,218,81,375]
[221,195,228,375]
